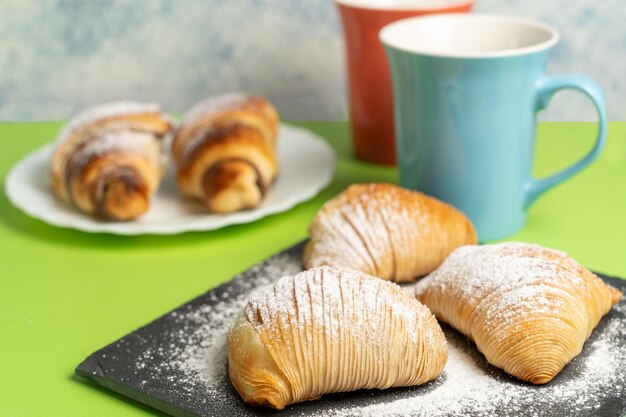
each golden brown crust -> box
[50,102,172,220]
[172,94,278,161]
[202,160,263,213]
[414,242,623,384]
[227,314,293,409]
[172,94,279,213]
[304,183,477,283]
[70,151,153,220]
[227,266,447,409]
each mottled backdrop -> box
[0,0,624,121]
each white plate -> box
[5,124,336,235]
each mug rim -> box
[380,13,560,58]
[333,0,476,12]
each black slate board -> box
[76,241,626,417]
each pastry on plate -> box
[414,242,622,384]
[304,183,477,283]
[228,266,447,409]
[50,101,172,220]
[172,93,279,213]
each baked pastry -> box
[414,242,622,384]
[172,94,279,213]
[50,101,172,220]
[228,266,447,409]
[304,183,477,283]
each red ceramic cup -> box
[335,0,475,165]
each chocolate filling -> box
[202,158,266,199]
[62,130,159,207]
[92,166,148,219]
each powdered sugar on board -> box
[76,242,626,417]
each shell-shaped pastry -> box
[304,183,477,283]
[172,94,280,213]
[228,266,447,409]
[50,101,172,220]
[414,242,622,384]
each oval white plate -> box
[5,124,336,235]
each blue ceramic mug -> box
[380,14,607,241]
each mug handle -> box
[524,75,607,208]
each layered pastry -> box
[304,183,477,282]
[228,266,447,409]
[50,101,172,220]
[172,94,279,213]
[415,242,622,384]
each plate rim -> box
[4,123,336,235]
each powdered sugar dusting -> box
[71,130,159,168]
[56,101,163,144]
[245,266,434,355]
[88,243,626,416]
[414,242,591,325]
[306,183,474,282]
[173,93,272,169]
[305,184,421,280]
[175,122,225,167]
[180,93,253,129]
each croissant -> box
[304,183,477,283]
[172,94,279,213]
[50,101,172,220]
[228,266,447,409]
[414,242,622,384]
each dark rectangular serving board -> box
[76,241,626,417]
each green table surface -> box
[1,121,625,416]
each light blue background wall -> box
[0,0,624,121]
